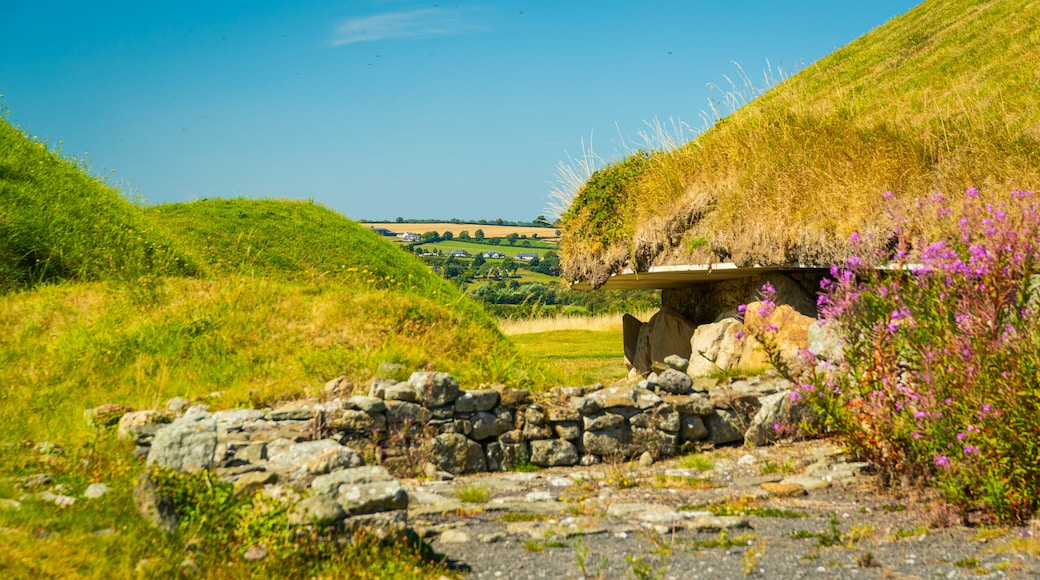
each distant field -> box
[365,222,559,240]
[419,240,553,257]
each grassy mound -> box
[560,0,1040,286]
[0,122,523,444]
[0,117,523,575]
[0,120,201,292]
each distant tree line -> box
[359,215,557,228]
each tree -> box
[520,240,531,247]
[495,218,504,225]
[501,257,517,274]
[458,230,471,240]
[395,216,404,223]
[534,214,551,227]
[506,232,519,245]
[474,229,485,241]
[420,231,440,244]
[443,231,454,240]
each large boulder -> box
[743,302,815,364]
[147,407,218,472]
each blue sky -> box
[2,1,920,222]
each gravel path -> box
[404,440,1040,579]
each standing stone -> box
[529,439,579,467]
[410,372,460,407]
[644,307,697,367]
[429,433,487,475]
[624,313,648,372]
[147,407,218,472]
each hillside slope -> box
[560,0,1040,287]
[0,119,201,292]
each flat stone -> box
[311,466,396,496]
[686,515,751,531]
[761,482,807,497]
[454,390,500,413]
[335,479,409,515]
[663,394,715,416]
[234,471,278,494]
[438,529,470,544]
[384,400,429,425]
[117,411,172,441]
[288,495,346,526]
[583,412,627,432]
[585,385,661,411]
[607,503,675,518]
[470,408,513,440]
[347,396,386,413]
[780,476,830,491]
[383,382,418,403]
[147,409,218,472]
[267,401,318,421]
[490,384,530,407]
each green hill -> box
[560,0,1040,287]
[0,120,201,292]
[0,119,522,444]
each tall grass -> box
[499,309,656,335]
[0,119,202,292]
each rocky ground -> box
[407,439,1040,580]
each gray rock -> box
[323,376,353,400]
[623,313,647,371]
[267,439,361,473]
[383,382,419,403]
[454,390,500,413]
[490,384,531,407]
[165,397,191,413]
[147,408,218,472]
[347,396,386,413]
[663,394,715,416]
[341,509,408,541]
[312,466,396,496]
[529,439,579,467]
[267,401,319,421]
[552,421,581,441]
[663,354,690,373]
[233,471,278,494]
[808,319,844,362]
[288,495,346,526]
[680,415,709,442]
[705,410,745,445]
[117,411,172,442]
[655,368,693,395]
[583,427,632,456]
[384,400,429,426]
[585,385,661,411]
[211,409,266,430]
[83,483,110,499]
[486,442,530,471]
[583,412,626,432]
[652,405,681,433]
[329,409,385,432]
[335,479,409,515]
[471,409,515,440]
[236,443,268,463]
[569,396,601,415]
[429,433,487,475]
[368,377,398,399]
[410,371,460,407]
[134,470,178,532]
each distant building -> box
[448,249,470,257]
[398,232,421,242]
[516,252,539,261]
[482,251,506,259]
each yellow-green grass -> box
[511,329,629,387]
[560,0,1040,285]
[0,119,201,292]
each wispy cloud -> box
[330,8,480,46]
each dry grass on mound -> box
[499,309,656,335]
